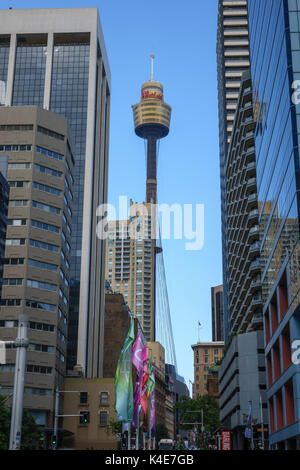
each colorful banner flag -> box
[140,345,149,430]
[245,403,252,439]
[132,330,145,428]
[147,353,155,438]
[150,363,156,437]
[114,318,135,423]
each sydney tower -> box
[132,55,171,204]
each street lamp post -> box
[9,315,29,450]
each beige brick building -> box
[62,377,118,450]
[191,342,224,398]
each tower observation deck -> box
[132,54,171,203]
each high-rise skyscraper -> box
[0,8,111,378]
[248,0,300,450]
[0,106,74,427]
[106,202,155,341]
[211,284,224,342]
[217,0,250,341]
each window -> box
[36,145,63,161]
[28,258,58,272]
[34,163,62,178]
[7,219,26,226]
[6,239,25,246]
[26,365,52,374]
[0,299,21,307]
[8,163,31,170]
[31,219,59,233]
[99,411,108,426]
[37,126,64,141]
[29,321,54,332]
[33,182,61,196]
[80,392,88,405]
[100,392,109,406]
[9,181,30,188]
[3,258,24,265]
[27,279,57,292]
[32,200,60,214]
[25,299,56,312]
[214,349,219,356]
[0,124,33,131]
[2,278,22,286]
[0,145,31,152]
[30,239,59,253]
[9,200,28,207]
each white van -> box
[158,439,174,450]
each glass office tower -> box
[0,8,111,378]
[248,0,300,449]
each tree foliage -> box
[155,423,169,442]
[176,394,220,434]
[0,397,43,450]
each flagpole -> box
[249,400,254,450]
[136,405,140,450]
[128,422,131,450]
[260,394,265,450]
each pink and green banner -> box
[114,318,135,423]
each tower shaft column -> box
[146,136,157,204]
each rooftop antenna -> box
[150,53,155,81]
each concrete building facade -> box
[105,201,155,342]
[0,8,111,378]
[217,0,251,342]
[218,331,268,450]
[0,106,74,427]
[225,70,263,336]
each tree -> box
[176,394,220,434]
[108,419,122,435]
[155,423,169,442]
[0,397,43,449]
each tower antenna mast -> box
[150,53,155,81]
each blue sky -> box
[4,0,222,390]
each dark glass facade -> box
[50,42,90,281]
[12,43,47,107]
[248,0,300,449]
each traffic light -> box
[51,435,57,447]
[80,411,90,424]
[121,435,127,449]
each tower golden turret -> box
[132,55,171,203]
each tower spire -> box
[150,53,155,81]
